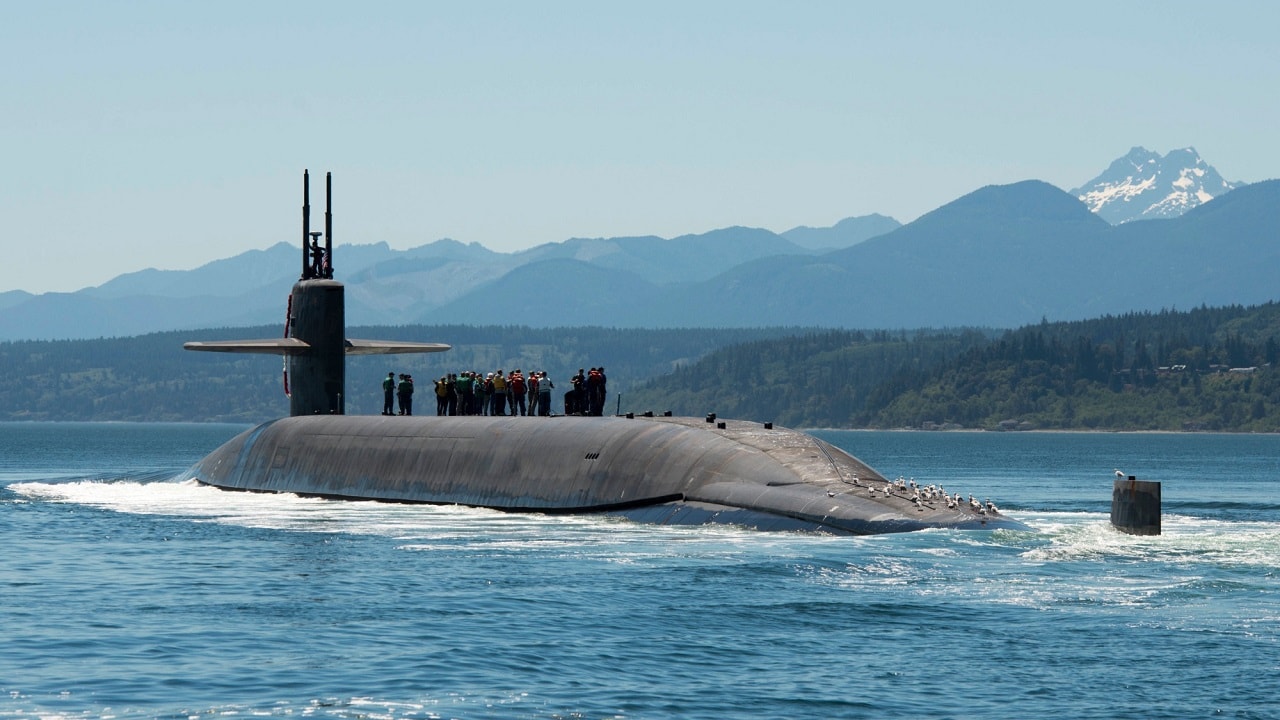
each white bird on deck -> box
[1115,469,1126,479]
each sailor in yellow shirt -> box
[491,370,508,416]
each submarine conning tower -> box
[183,170,451,413]
[288,277,346,415]
[290,170,345,416]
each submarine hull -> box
[186,414,1027,535]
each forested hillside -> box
[3,305,1278,430]
[624,304,1280,432]
[621,329,994,425]
[0,325,811,422]
[873,305,1280,431]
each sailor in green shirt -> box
[397,374,414,416]
[382,372,395,415]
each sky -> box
[3,1,1278,294]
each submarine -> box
[183,171,1027,535]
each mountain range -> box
[1,149,1273,341]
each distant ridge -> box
[781,214,901,250]
[1,162,1276,340]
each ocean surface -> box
[2,422,1278,720]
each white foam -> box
[7,477,806,563]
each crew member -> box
[397,373,414,416]
[491,370,507,416]
[569,368,585,414]
[382,372,396,415]
[537,372,554,416]
[435,375,450,416]
[509,369,526,416]
[586,367,603,416]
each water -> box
[2,423,1278,719]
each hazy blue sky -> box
[3,1,1277,293]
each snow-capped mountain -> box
[1071,146,1243,224]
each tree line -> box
[0,325,812,422]
[2,304,1277,430]
[623,303,1280,432]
